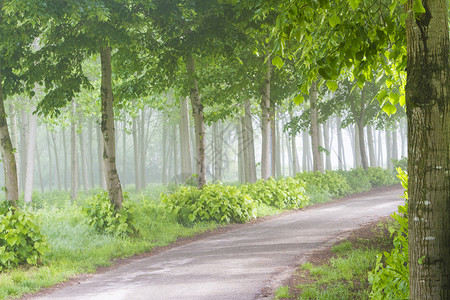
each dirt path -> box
[30,186,404,300]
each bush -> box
[368,168,409,299]
[241,177,309,209]
[162,183,256,225]
[0,203,49,271]
[366,167,398,187]
[392,156,408,172]
[295,171,350,198]
[339,168,372,193]
[83,192,137,237]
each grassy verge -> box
[273,218,396,300]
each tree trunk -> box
[122,116,126,186]
[35,139,44,193]
[139,109,146,188]
[19,110,28,192]
[161,116,168,185]
[100,46,123,209]
[24,111,37,203]
[132,117,140,191]
[186,54,206,188]
[385,130,392,169]
[302,130,311,171]
[243,100,257,183]
[377,130,383,168]
[179,96,192,181]
[406,1,450,297]
[88,120,94,186]
[351,87,369,170]
[260,57,272,180]
[0,73,19,207]
[50,132,62,190]
[62,128,68,191]
[310,81,324,172]
[323,120,332,170]
[270,104,276,177]
[392,127,398,162]
[172,122,178,180]
[275,117,282,177]
[367,125,376,167]
[336,115,345,170]
[213,121,222,182]
[71,101,78,200]
[79,120,89,192]
[236,122,244,183]
[289,110,300,175]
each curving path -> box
[31,186,404,300]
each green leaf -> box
[326,81,338,92]
[413,0,426,14]
[272,56,284,69]
[389,92,400,105]
[328,15,341,28]
[293,94,305,105]
[382,103,397,115]
[348,0,361,10]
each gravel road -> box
[31,186,404,300]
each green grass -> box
[273,221,394,300]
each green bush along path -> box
[31,186,404,300]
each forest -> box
[0,0,449,299]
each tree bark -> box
[406,1,450,298]
[139,109,146,188]
[100,46,123,209]
[385,130,392,169]
[62,128,68,191]
[186,54,206,188]
[323,120,332,170]
[260,57,272,179]
[289,110,300,175]
[392,127,398,162]
[236,122,244,183]
[79,119,89,192]
[162,116,168,185]
[270,104,276,177]
[179,96,193,181]
[310,81,324,172]
[302,129,311,171]
[132,117,140,191]
[122,116,126,186]
[0,73,19,207]
[35,139,44,193]
[351,87,369,170]
[212,121,222,182]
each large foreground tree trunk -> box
[100,46,123,210]
[406,1,450,298]
[0,73,18,207]
[186,54,206,188]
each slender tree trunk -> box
[310,81,324,172]
[336,115,345,170]
[132,117,140,191]
[161,116,168,185]
[0,74,18,207]
[351,87,368,170]
[179,96,192,181]
[243,100,257,183]
[323,120,332,170]
[288,110,300,175]
[50,132,62,190]
[377,130,383,168]
[275,117,282,177]
[88,120,94,185]
[260,57,272,180]
[62,128,68,191]
[392,127,398,162]
[35,139,44,193]
[79,121,89,192]
[186,54,206,188]
[71,101,78,200]
[286,132,293,174]
[213,121,222,182]
[139,109,146,188]
[19,110,28,192]
[302,130,311,171]
[367,125,376,167]
[406,1,450,297]
[270,104,276,177]
[24,111,37,203]
[385,130,392,169]
[236,122,244,183]
[122,116,126,186]
[100,46,123,209]
[172,122,178,179]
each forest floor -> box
[23,185,403,300]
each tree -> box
[405,0,450,297]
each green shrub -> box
[162,183,256,225]
[0,203,49,271]
[392,156,408,172]
[83,192,136,237]
[241,177,309,209]
[339,168,372,193]
[366,167,398,187]
[368,168,409,299]
[295,171,350,198]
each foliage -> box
[392,156,408,172]
[83,192,136,237]
[295,171,350,198]
[338,168,372,193]
[366,167,397,187]
[0,204,49,271]
[368,168,409,299]
[162,184,256,225]
[241,177,310,210]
